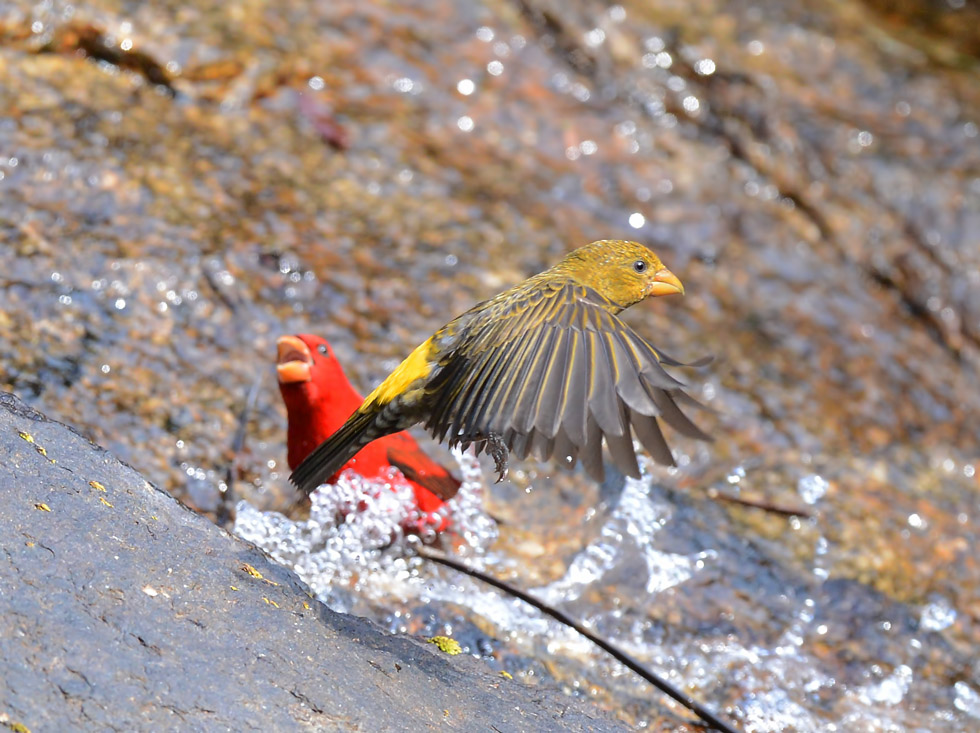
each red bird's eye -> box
[317,345,328,355]
[633,260,647,273]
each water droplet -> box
[393,77,414,93]
[584,28,606,48]
[798,474,829,504]
[456,79,475,96]
[615,120,636,136]
[694,59,716,75]
[920,597,956,631]
[644,37,665,53]
[858,664,912,705]
[570,83,590,102]
[954,681,980,718]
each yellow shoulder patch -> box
[363,336,435,407]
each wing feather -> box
[531,327,571,437]
[559,329,588,446]
[650,388,713,441]
[579,415,605,482]
[529,430,555,462]
[586,329,625,437]
[512,327,561,434]
[629,408,676,466]
[445,342,508,438]
[510,430,531,461]
[422,280,709,478]
[552,428,578,470]
[428,355,478,442]
[604,405,640,478]
[453,328,537,441]
[621,330,686,390]
[605,331,658,416]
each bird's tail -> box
[290,408,388,496]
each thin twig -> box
[707,488,812,519]
[418,546,739,733]
[217,371,263,528]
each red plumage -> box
[277,334,459,532]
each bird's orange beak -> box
[276,335,313,384]
[648,267,685,297]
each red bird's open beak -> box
[648,267,685,297]
[276,335,313,384]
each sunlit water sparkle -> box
[235,452,971,731]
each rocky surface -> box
[0,391,627,732]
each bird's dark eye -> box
[317,344,328,355]
[633,260,647,273]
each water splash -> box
[954,682,980,720]
[856,664,913,706]
[234,453,972,732]
[234,448,496,612]
[919,596,957,631]
[533,475,715,603]
[798,474,829,505]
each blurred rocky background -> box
[1,0,978,729]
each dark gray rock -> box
[0,392,626,732]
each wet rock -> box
[0,392,627,732]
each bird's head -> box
[277,334,366,470]
[561,240,684,309]
[277,334,324,386]
[276,334,359,409]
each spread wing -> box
[422,280,710,482]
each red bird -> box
[276,334,460,531]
